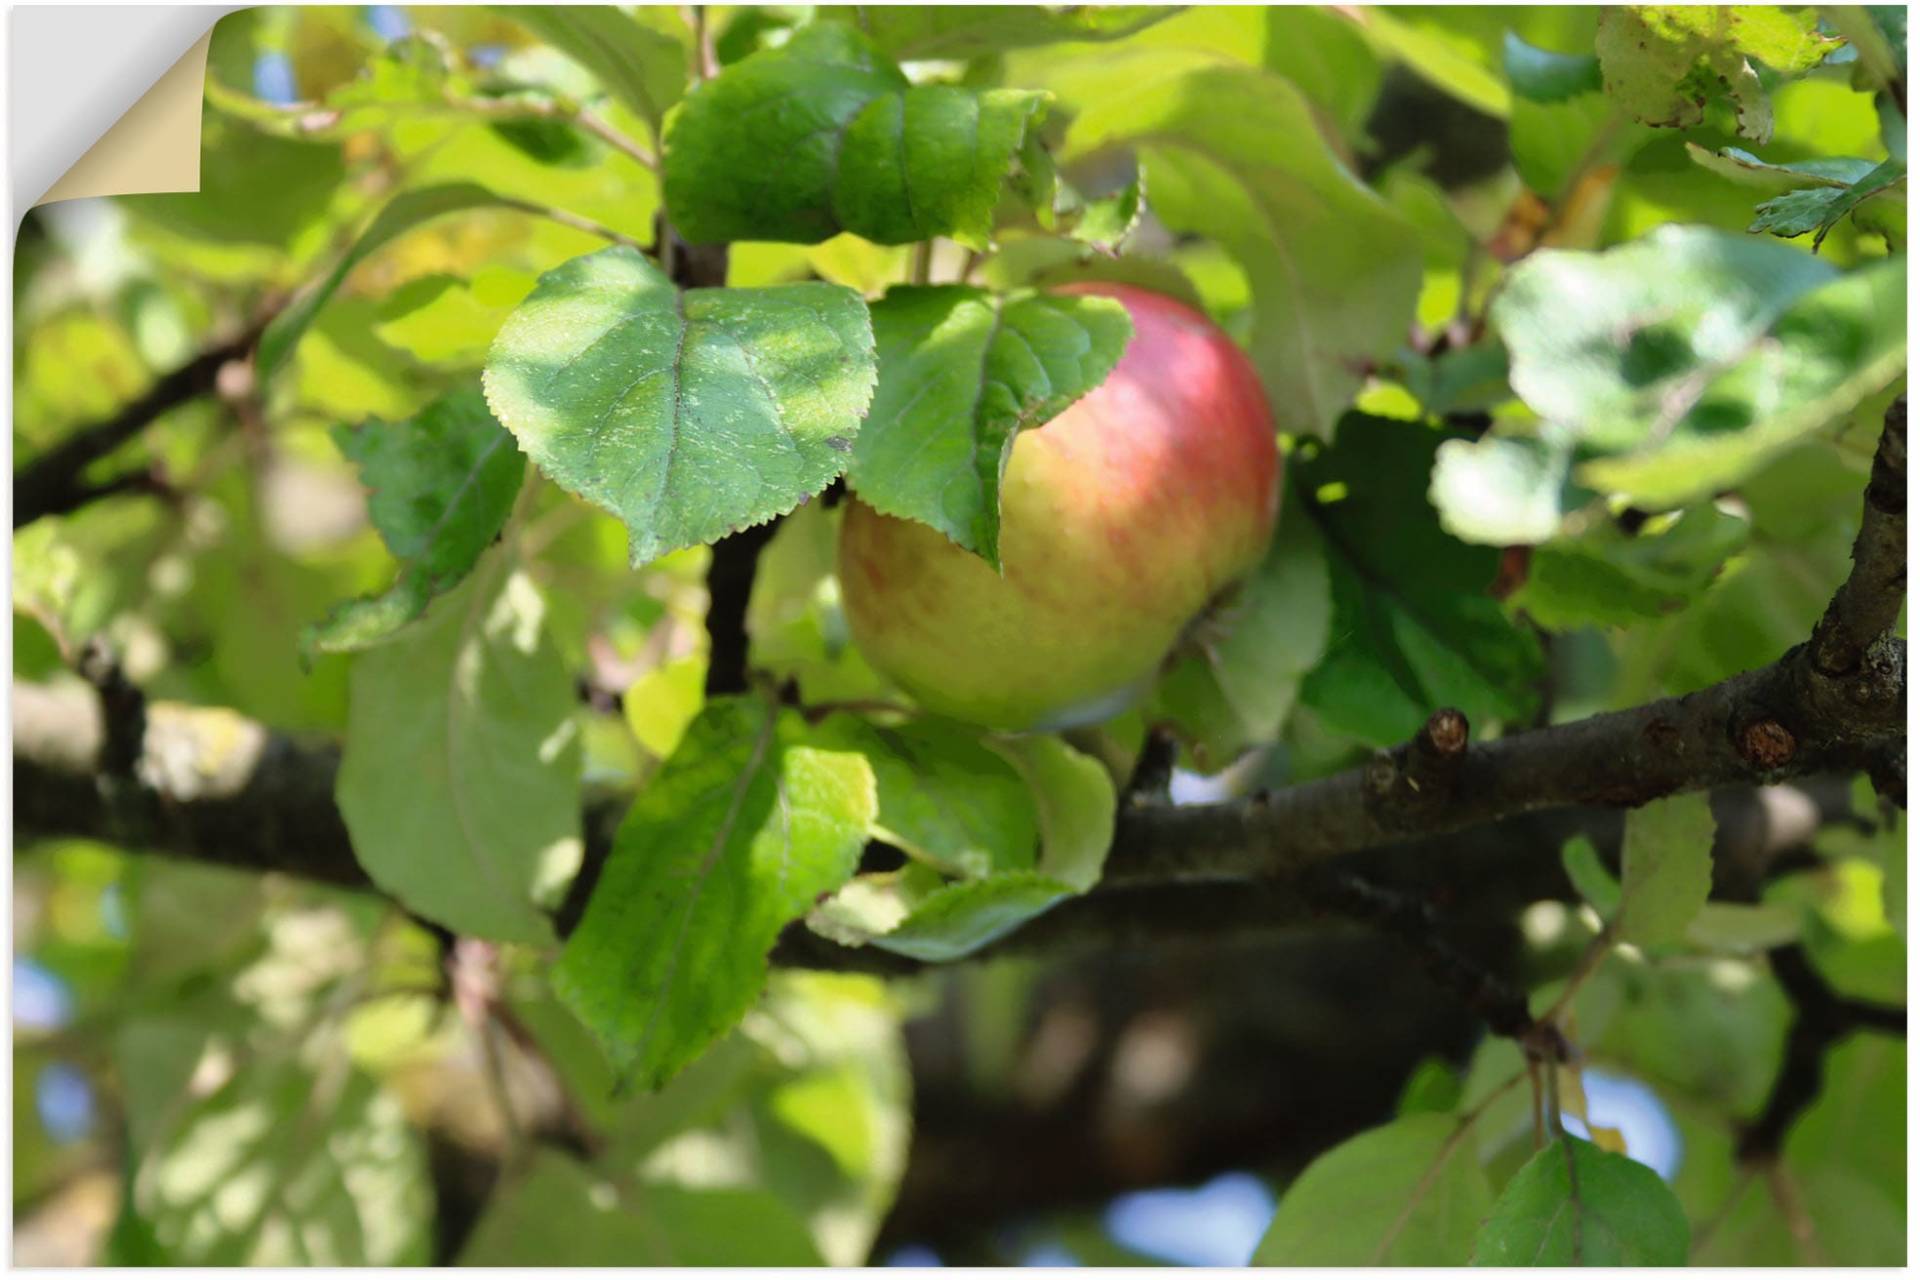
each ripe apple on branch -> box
[838,283,1282,731]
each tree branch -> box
[1102,630,1899,884]
[1736,944,1906,1163]
[10,679,1871,969]
[650,214,772,701]
[1811,396,1906,678]
[12,401,1906,969]
[703,520,779,697]
[14,323,264,528]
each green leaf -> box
[1346,7,1513,117]
[1429,433,1579,547]
[131,1052,432,1265]
[1779,1032,1906,1247]
[1397,1056,1467,1116]
[837,5,1176,58]
[1297,415,1544,746]
[811,729,1113,960]
[1685,901,1803,952]
[813,714,1038,878]
[1750,157,1906,248]
[303,386,526,657]
[482,245,877,567]
[865,871,1076,962]
[1151,497,1332,772]
[1596,6,1837,143]
[257,183,504,383]
[372,270,534,365]
[1561,836,1623,918]
[554,697,875,1089]
[337,554,582,944]
[1503,33,1641,199]
[511,971,910,1264]
[460,1150,822,1265]
[743,501,892,706]
[1831,775,1912,940]
[623,653,707,758]
[850,285,1132,566]
[1066,169,1146,253]
[1504,30,1603,102]
[1253,1113,1493,1265]
[1684,142,1879,192]
[740,972,914,1263]
[988,733,1116,891]
[662,23,1050,249]
[1011,129,1060,231]
[491,5,689,138]
[1049,49,1420,434]
[1510,505,1752,630]
[1494,226,1908,507]
[1471,1134,1689,1265]
[1615,793,1716,947]
[120,109,344,261]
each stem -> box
[497,197,647,253]
[1536,927,1615,1030]
[912,239,935,286]
[1372,1067,1526,1264]
[688,5,717,81]
[573,108,659,170]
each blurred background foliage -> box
[12,3,1905,1266]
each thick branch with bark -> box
[7,675,1876,969]
[1104,626,1901,885]
[12,403,1909,968]
[1811,396,1906,678]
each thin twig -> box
[573,107,659,170]
[1372,1067,1526,1264]
[15,321,267,528]
[1535,927,1615,1030]
[497,196,647,253]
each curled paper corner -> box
[13,7,236,222]
[36,32,214,209]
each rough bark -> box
[12,403,1908,971]
[10,678,1873,968]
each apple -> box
[837,282,1281,731]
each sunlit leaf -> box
[337,553,581,943]
[850,284,1131,567]
[663,24,1050,249]
[491,5,689,138]
[623,653,707,759]
[554,697,875,1089]
[461,1150,822,1265]
[835,5,1175,58]
[483,245,877,566]
[1046,48,1420,434]
[1494,226,1907,507]
[130,1050,431,1265]
[1596,6,1837,143]
[304,385,526,656]
[813,713,1038,878]
[259,183,506,382]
